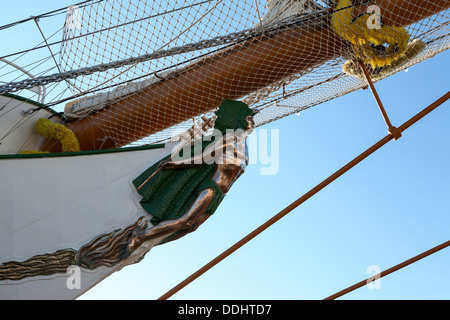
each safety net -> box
[0,0,449,150]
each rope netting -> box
[1,0,449,150]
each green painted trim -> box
[1,93,60,116]
[0,143,166,160]
[1,93,167,160]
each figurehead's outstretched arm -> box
[129,100,256,251]
[128,188,216,250]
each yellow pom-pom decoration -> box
[19,150,50,155]
[35,118,80,153]
[19,118,81,154]
[342,39,426,80]
[331,0,410,68]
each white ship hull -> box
[0,95,176,299]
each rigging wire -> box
[157,91,450,300]
[0,0,217,61]
[38,33,447,118]
[0,0,377,93]
[0,12,327,94]
[324,240,450,300]
[0,0,105,32]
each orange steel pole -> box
[358,60,402,140]
[324,240,450,300]
[157,91,450,300]
[43,0,450,152]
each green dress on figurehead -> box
[132,99,254,226]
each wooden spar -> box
[43,0,450,152]
[368,0,450,27]
[63,25,344,151]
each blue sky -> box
[1,1,449,300]
[82,50,449,300]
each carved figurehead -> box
[0,100,257,279]
[127,99,257,251]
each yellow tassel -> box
[19,150,50,155]
[331,0,410,68]
[342,39,426,81]
[19,118,80,154]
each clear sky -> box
[1,1,449,300]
